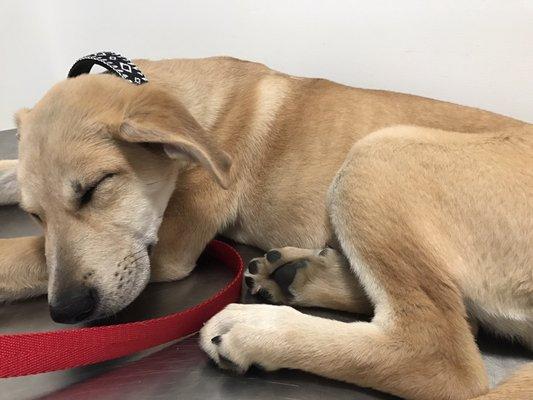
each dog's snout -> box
[49,286,98,324]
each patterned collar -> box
[68,52,148,84]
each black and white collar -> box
[68,51,148,84]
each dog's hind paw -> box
[244,247,336,302]
[244,247,371,314]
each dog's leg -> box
[200,300,486,400]
[150,179,236,282]
[0,236,47,301]
[149,202,209,282]
[244,247,485,336]
[244,246,372,314]
[201,222,488,399]
[201,139,490,399]
[0,159,19,205]
[201,225,488,399]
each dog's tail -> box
[471,362,533,399]
[0,159,19,205]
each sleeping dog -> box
[0,56,531,399]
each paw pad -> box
[271,260,307,298]
[266,250,281,263]
[248,260,259,274]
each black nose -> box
[49,286,98,324]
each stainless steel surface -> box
[0,129,530,399]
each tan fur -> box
[0,236,46,301]
[1,56,531,399]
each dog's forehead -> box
[19,137,98,206]
[24,74,132,134]
[19,111,100,178]
[18,74,132,162]
[16,75,138,208]
[18,96,127,204]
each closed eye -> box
[80,173,116,207]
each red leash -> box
[0,240,244,378]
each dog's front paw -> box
[0,282,47,303]
[199,303,297,373]
[149,251,196,282]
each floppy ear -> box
[113,86,232,189]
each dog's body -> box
[0,57,531,399]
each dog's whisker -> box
[116,248,147,268]
[117,249,146,266]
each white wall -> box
[1,0,532,131]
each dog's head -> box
[15,74,231,323]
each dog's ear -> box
[113,86,232,189]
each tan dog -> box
[0,57,531,399]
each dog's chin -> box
[87,253,152,323]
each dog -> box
[0,56,531,399]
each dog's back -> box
[153,58,528,251]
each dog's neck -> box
[136,57,255,136]
[136,57,292,189]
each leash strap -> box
[0,240,243,378]
[68,51,148,84]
